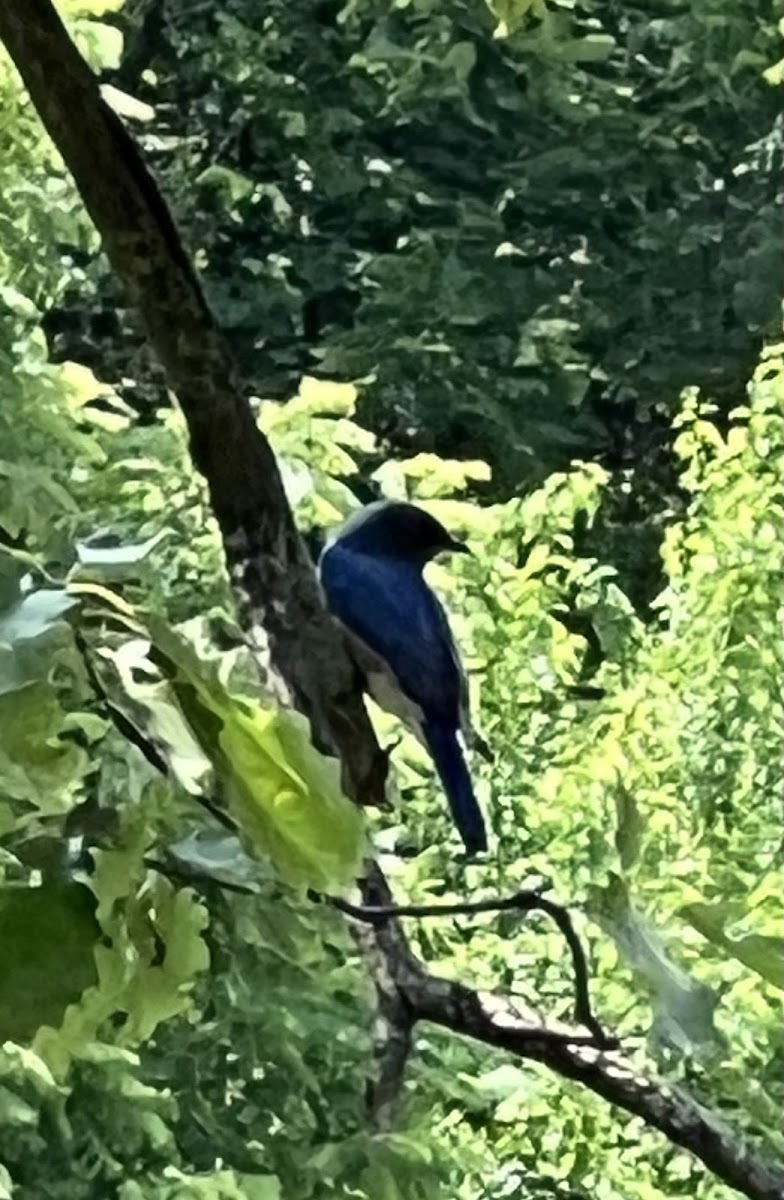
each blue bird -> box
[318,500,489,855]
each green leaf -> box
[443,41,477,83]
[0,462,77,541]
[471,1063,531,1103]
[37,799,210,1074]
[196,165,255,204]
[486,0,545,38]
[680,900,784,990]
[0,587,77,649]
[0,1163,13,1200]
[220,703,365,893]
[0,681,89,815]
[380,453,491,499]
[613,781,643,871]
[167,831,267,892]
[72,18,124,71]
[296,376,358,417]
[119,1171,281,1200]
[119,884,211,1043]
[99,84,156,122]
[103,637,212,795]
[58,360,117,406]
[75,529,169,575]
[148,619,366,892]
[61,0,126,14]
[0,286,39,319]
[561,34,617,63]
[0,882,99,1042]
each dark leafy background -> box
[45,0,783,613]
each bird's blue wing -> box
[319,544,461,725]
[320,541,488,854]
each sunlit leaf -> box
[486,0,546,38]
[297,376,357,416]
[147,619,366,892]
[100,84,156,122]
[680,900,784,990]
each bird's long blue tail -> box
[423,722,487,855]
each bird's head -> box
[330,500,470,566]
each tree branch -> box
[408,972,784,1200]
[3,7,783,1198]
[353,866,784,1200]
[330,886,614,1046]
[354,917,415,1130]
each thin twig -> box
[328,887,613,1047]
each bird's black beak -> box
[447,537,472,556]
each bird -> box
[318,499,490,855]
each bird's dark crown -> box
[330,500,469,563]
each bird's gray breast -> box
[337,622,491,763]
[339,625,428,746]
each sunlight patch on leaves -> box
[146,619,366,893]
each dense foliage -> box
[0,3,782,1200]
[54,0,783,495]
